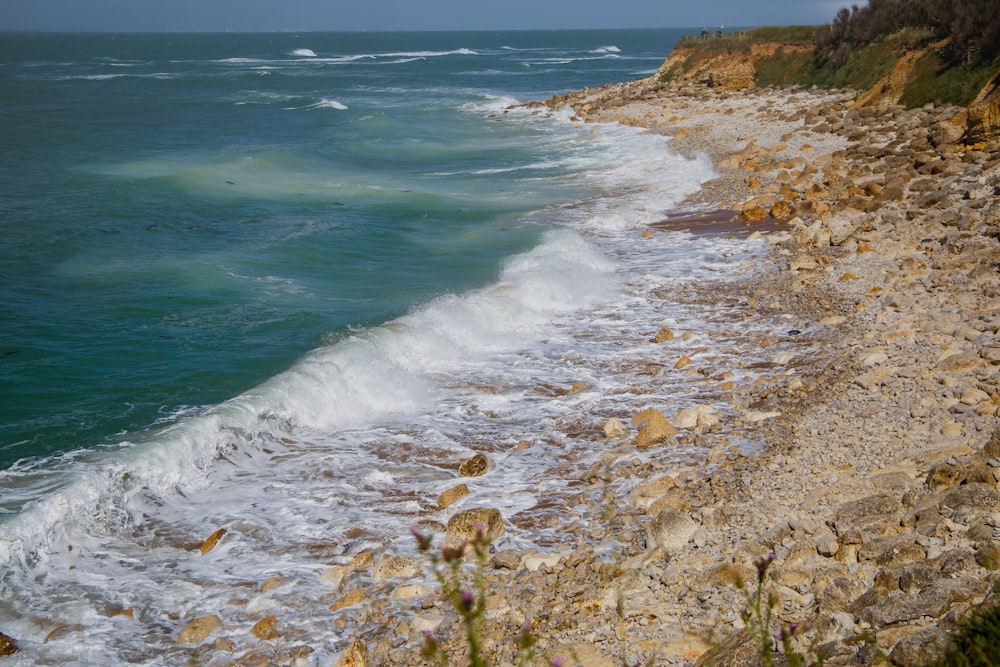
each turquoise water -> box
[0,30,685,468]
[0,30,788,665]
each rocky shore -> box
[392,79,999,665]
[6,67,996,667]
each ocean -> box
[0,30,778,664]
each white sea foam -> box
[0,80,798,665]
[591,45,622,53]
[290,48,318,57]
[304,98,349,111]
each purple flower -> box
[551,659,565,667]
[459,589,475,611]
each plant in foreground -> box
[412,524,537,667]
[737,552,821,667]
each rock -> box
[445,507,504,549]
[673,355,693,370]
[631,408,678,449]
[335,639,369,667]
[374,554,422,581]
[177,615,222,645]
[412,613,447,634]
[199,528,227,555]
[521,553,562,571]
[603,417,626,439]
[390,583,432,600]
[0,632,18,657]
[889,626,952,667]
[835,494,901,544]
[815,531,840,557]
[859,577,978,626]
[961,388,991,406]
[857,532,926,566]
[437,484,470,509]
[548,641,615,667]
[653,325,675,342]
[647,508,697,553]
[329,589,366,612]
[458,453,490,478]
[250,615,280,641]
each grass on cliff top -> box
[676,25,822,54]
[901,50,1000,108]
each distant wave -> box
[591,45,622,54]
[304,99,348,111]
[290,48,317,57]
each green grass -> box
[933,603,1000,666]
[901,50,1000,108]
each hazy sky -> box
[4,0,848,32]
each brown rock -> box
[437,483,470,509]
[647,508,697,553]
[631,408,678,449]
[250,615,280,641]
[329,589,367,612]
[177,615,222,645]
[834,494,901,544]
[653,325,674,343]
[336,639,370,667]
[445,507,504,549]
[198,528,227,555]
[0,632,18,657]
[458,453,490,478]
[373,554,422,581]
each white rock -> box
[961,388,991,406]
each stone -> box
[889,626,952,667]
[445,507,504,549]
[631,408,678,449]
[335,639,369,667]
[653,325,674,343]
[0,632,18,657]
[859,577,978,626]
[374,554,422,581]
[603,417,626,439]
[647,508,697,553]
[521,553,562,571]
[177,615,222,645]
[329,589,366,612]
[412,613,447,634]
[548,641,615,667]
[437,484,469,509]
[199,528,227,555]
[961,388,991,406]
[815,531,840,557]
[390,584,432,600]
[250,616,280,641]
[834,494,901,543]
[857,533,926,566]
[458,453,490,478]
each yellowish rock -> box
[329,589,366,612]
[437,483,470,509]
[198,528,227,556]
[251,615,280,641]
[335,639,370,667]
[673,355,693,370]
[445,507,504,549]
[631,408,678,450]
[458,453,490,478]
[653,325,674,343]
[177,615,222,645]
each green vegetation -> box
[901,50,1000,107]
[934,602,1000,666]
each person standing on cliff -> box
[716,25,724,38]
[701,27,709,39]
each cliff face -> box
[658,38,1000,149]
[658,42,813,92]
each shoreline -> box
[6,77,996,666]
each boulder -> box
[329,589,366,612]
[199,528,227,556]
[250,615,280,641]
[437,484,469,509]
[647,508,697,553]
[653,325,675,343]
[177,615,222,645]
[373,554,422,581]
[335,639,369,667]
[631,408,678,449]
[0,632,17,657]
[603,417,626,439]
[834,494,901,544]
[458,453,490,478]
[445,507,505,549]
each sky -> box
[4,0,848,33]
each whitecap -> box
[290,48,317,57]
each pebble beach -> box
[400,77,1000,665]
[7,50,998,667]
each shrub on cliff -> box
[934,602,1000,666]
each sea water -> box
[0,30,786,664]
